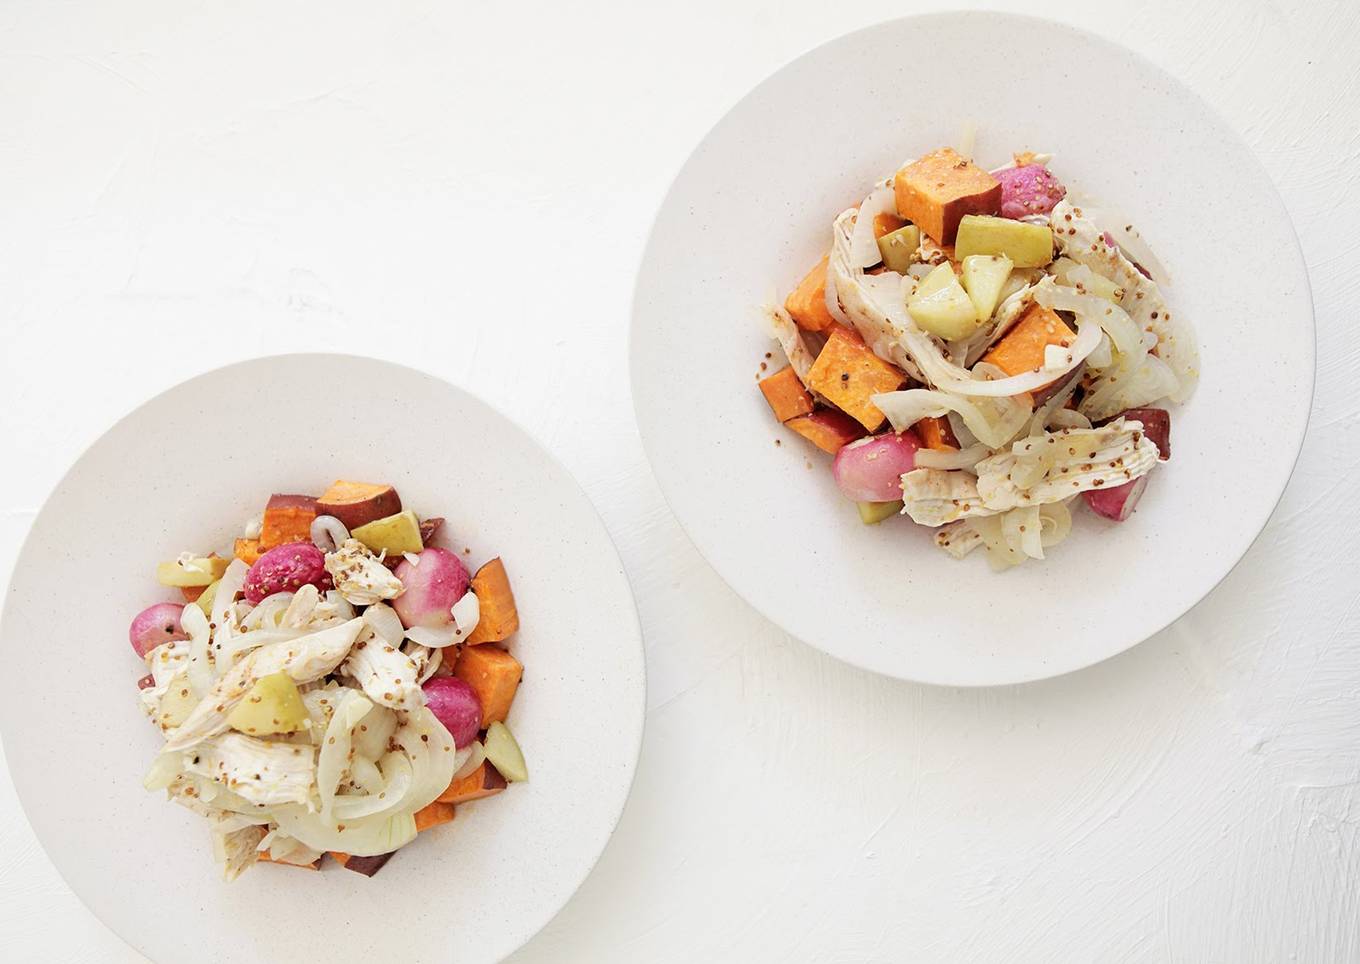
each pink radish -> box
[995,164,1067,219]
[832,431,921,502]
[1083,475,1149,522]
[393,548,470,629]
[243,542,330,605]
[128,602,189,658]
[422,677,483,746]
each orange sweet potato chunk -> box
[465,558,519,645]
[452,645,523,725]
[916,416,959,451]
[894,148,1001,245]
[413,800,457,832]
[983,303,1076,379]
[783,256,838,332]
[873,212,907,238]
[806,327,907,431]
[437,760,508,805]
[784,409,866,454]
[234,537,264,565]
[758,367,815,423]
[260,494,318,549]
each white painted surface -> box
[0,0,1355,960]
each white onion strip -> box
[914,444,992,471]
[873,388,1030,449]
[450,590,480,644]
[1033,283,1143,357]
[317,690,374,821]
[310,515,350,553]
[849,183,896,268]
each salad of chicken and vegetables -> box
[132,480,527,879]
[758,146,1197,568]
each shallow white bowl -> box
[632,12,1313,686]
[0,354,646,963]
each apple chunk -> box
[225,672,309,735]
[316,480,403,531]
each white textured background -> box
[1,0,1356,961]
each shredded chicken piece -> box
[934,520,984,558]
[342,630,424,712]
[325,539,404,606]
[975,419,1159,511]
[900,469,997,526]
[185,733,318,808]
[163,617,365,751]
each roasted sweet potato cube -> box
[758,367,815,423]
[260,494,318,549]
[452,645,522,725]
[438,760,508,804]
[915,415,959,451]
[783,256,838,332]
[784,408,866,454]
[894,148,1001,245]
[414,800,457,832]
[464,558,519,645]
[806,327,907,431]
[983,303,1075,377]
[233,537,264,565]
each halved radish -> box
[832,430,921,502]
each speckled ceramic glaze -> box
[0,354,646,963]
[631,12,1313,685]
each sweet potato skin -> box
[894,148,1001,245]
[783,256,838,332]
[464,558,519,645]
[260,494,318,549]
[806,327,908,431]
[316,481,403,531]
[330,851,396,877]
[759,367,815,423]
[437,760,508,804]
[784,409,866,454]
[452,645,523,725]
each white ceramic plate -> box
[632,12,1313,686]
[0,355,645,963]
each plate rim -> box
[0,350,649,962]
[629,10,1316,687]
